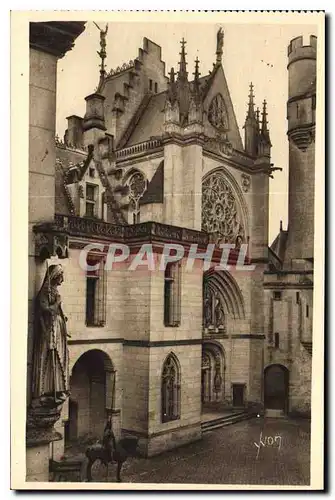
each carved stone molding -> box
[241,173,251,192]
[34,222,69,260]
[54,214,209,246]
[30,22,86,59]
[204,134,233,158]
[26,400,64,448]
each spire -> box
[192,56,201,99]
[167,67,177,103]
[261,100,271,143]
[193,56,201,84]
[169,67,176,84]
[256,107,260,132]
[247,82,256,119]
[177,38,188,82]
[216,27,224,66]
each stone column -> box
[26,21,86,482]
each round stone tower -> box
[285,35,317,266]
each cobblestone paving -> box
[116,417,311,486]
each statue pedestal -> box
[26,428,62,482]
[26,443,50,482]
[26,398,65,482]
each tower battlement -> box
[288,35,317,66]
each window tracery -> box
[208,93,229,131]
[126,171,146,224]
[202,171,245,244]
[161,354,180,423]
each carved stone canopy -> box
[34,221,69,260]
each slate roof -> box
[122,66,243,150]
[270,229,288,263]
[140,161,164,205]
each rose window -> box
[202,172,245,244]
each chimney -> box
[65,115,83,148]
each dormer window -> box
[86,183,98,218]
[149,79,153,91]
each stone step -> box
[265,409,286,418]
[201,411,256,433]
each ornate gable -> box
[203,66,243,151]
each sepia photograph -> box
[10,10,325,490]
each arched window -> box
[126,171,146,224]
[161,354,180,423]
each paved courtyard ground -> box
[91,417,311,486]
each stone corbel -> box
[33,221,69,261]
[288,124,315,151]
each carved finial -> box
[167,67,177,104]
[169,67,176,83]
[247,82,256,119]
[177,38,188,82]
[216,27,224,65]
[94,22,108,92]
[193,56,201,83]
[261,99,269,135]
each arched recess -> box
[161,352,181,423]
[202,166,250,245]
[203,269,246,328]
[202,341,226,405]
[66,349,115,444]
[264,364,289,413]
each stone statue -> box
[216,28,224,55]
[214,295,225,328]
[31,264,70,406]
[235,235,243,250]
[99,24,108,51]
[214,367,222,393]
[204,286,213,328]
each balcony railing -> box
[115,139,163,160]
[54,214,209,245]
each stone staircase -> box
[201,409,257,433]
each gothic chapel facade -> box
[33,29,315,457]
